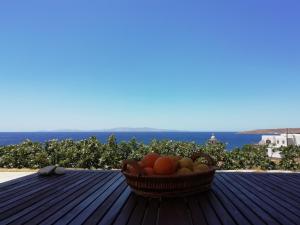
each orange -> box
[138,161,146,168]
[141,152,160,168]
[167,155,180,171]
[143,167,155,176]
[153,156,176,175]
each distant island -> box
[98,127,178,132]
[46,127,180,132]
[240,128,300,134]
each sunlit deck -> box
[0,170,299,225]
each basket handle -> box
[122,159,143,176]
[191,151,215,166]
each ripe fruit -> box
[177,167,192,175]
[153,156,176,175]
[167,155,180,171]
[143,167,155,176]
[141,153,160,168]
[193,164,209,172]
[178,157,194,170]
[127,164,139,175]
[138,161,146,168]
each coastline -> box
[239,128,300,134]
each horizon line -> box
[0,130,240,133]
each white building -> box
[208,133,218,144]
[259,133,300,158]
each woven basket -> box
[122,152,216,198]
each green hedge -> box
[0,135,299,170]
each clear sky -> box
[0,0,300,132]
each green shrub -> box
[222,145,276,170]
[0,135,298,170]
[279,145,300,170]
[201,143,226,166]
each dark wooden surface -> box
[0,171,299,225]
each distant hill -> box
[98,127,177,132]
[239,128,300,134]
[47,127,178,132]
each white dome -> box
[210,133,216,140]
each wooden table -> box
[0,170,299,225]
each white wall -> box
[261,134,300,158]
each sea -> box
[0,132,262,150]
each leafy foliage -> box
[0,135,298,170]
[221,145,276,170]
[279,145,300,170]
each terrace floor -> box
[0,170,299,225]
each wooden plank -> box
[1,172,103,225]
[53,174,124,225]
[127,196,148,225]
[0,174,64,201]
[246,173,298,199]
[284,175,300,185]
[247,174,299,207]
[1,171,299,225]
[212,183,251,225]
[22,172,114,225]
[17,173,109,224]
[0,171,79,208]
[219,174,290,225]
[141,198,160,225]
[197,193,222,225]
[112,193,138,225]
[206,191,237,225]
[271,174,300,185]
[233,173,300,219]
[156,198,193,225]
[267,173,300,194]
[0,172,82,220]
[268,174,300,193]
[82,182,128,225]
[213,175,266,225]
[186,196,208,225]
[0,173,38,189]
[246,173,300,207]
[0,171,70,195]
[97,187,132,225]
[68,179,127,225]
[223,173,299,225]
[287,174,300,179]
[261,174,300,196]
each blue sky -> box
[0,0,300,131]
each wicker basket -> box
[122,152,216,198]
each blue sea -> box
[0,132,261,150]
